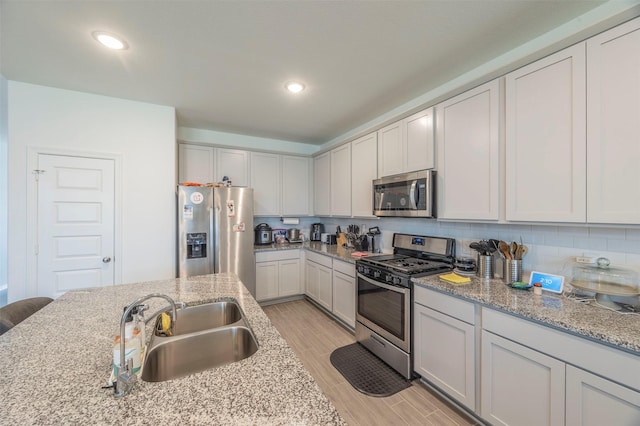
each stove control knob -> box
[392,276,401,285]
[385,274,392,282]
[357,265,364,273]
[363,267,370,275]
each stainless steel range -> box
[355,233,456,379]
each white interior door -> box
[37,154,115,298]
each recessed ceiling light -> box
[92,31,128,50]
[285,82,305,94]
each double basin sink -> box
[141,300,258,382]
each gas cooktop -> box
[359,255,452,275]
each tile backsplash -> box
[257,217,640,275]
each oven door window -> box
[357,277,405,341]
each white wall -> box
[7,81,176,302]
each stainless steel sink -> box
[142,326,258,382]
[155,301,243,336]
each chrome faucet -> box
[114,293,179,397]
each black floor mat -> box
[330,343,411,397]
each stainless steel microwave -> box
[372,170,435,217]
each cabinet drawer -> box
[256,249,300,263]
[333,259,355,277]
[414,285,475,324]
[306,251,333,268]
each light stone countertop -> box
[0,274,345,425]
[412,275,640,355]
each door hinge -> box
[32,169,46,182]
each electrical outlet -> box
[576,256,596,264]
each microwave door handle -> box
[410,180,418,209]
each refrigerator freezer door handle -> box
[211,205,218,274]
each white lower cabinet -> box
[481,307,640,426]
[305,251,333,311]
[481,330,566,426]
[331,260,355,328]
[413,287,476,411]
[565,365,640,426]
[255,250,301,302]
[305,252,357,325]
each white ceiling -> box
[0,1,611,145]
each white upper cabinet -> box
[216,148,250,187]
[505,44,587,222]
[281,155,311,216]
[378,121,404,177]
[178,144,215,184]
[436,80,500,221]
[587,17,640,224]
[405,108,435,172]
[330,144,351,217]
[314,152,331,216]
[378,108,434,178]
[250,152,281,216]
[351,132,378,218]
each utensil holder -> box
[477,255,494,279]
[503,259,522,283]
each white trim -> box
[26,146,123,297]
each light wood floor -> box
[263,299,478,426]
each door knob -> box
[102,257,112,263]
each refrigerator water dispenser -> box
[186,233,207,259]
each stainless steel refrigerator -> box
[177,185,256,296]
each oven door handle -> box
[409,180,418,210]
[358,273,410,295]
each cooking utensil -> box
[469,242,483,253]
[510,241,518,259]
[498,241,512,260]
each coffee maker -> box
[310,223,324,241]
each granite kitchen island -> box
[0,274,345,425]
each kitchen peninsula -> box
[0,273,345,425]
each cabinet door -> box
[330,144,351,216]
[332,270,355,328]
[437,80,500,220]
[282,156,310,216]
[316,263,333,311]
[255,261,279,301]
[566,365,640,426]
[313,152,331,216]
[405,108,435,172]
[305,260,319,301]
[351,132,377,218]
[587,17,640,224]
[378,121,404,177]
[278,259,301,297]
[178,144,215,184]
[505,43,586,222]
[216,148,249,187]
[414,304,475,410]
[251,152,280,216]
[481,331,565,426]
